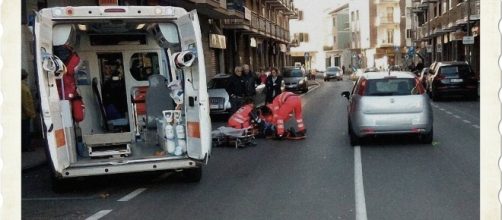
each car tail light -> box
[357,79,367,96]
[414,79,425,94]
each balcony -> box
[264,0,295,14]
[289,8,299,19]
[189,0,228,18]
[226,0,245,19]
[376,16,400,26]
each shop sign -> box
[462,36,474,45]
[209,34,226,49]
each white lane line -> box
[445,111,452,114]
[473,125,480,129]
[354,146,368,220]
[453,115,461,119]
[86,210,112,220]
[117,188,147,202]
[463,120,471,124]
[438,108,445,111]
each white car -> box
[208,73,266,114]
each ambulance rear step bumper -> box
[59,158,201,178]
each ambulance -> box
[33,5,212,186]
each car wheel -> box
[182,167,202,183]
[348,123,360,146]
[419,128,433,144]
[431,89,440,101]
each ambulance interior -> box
[52,20,190,165]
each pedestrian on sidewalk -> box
[265,67,282,103]
[242,64,258,98]
[22,69,36,152]
[226,66,246,114]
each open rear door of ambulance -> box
[35,10,71,176]
[175,10,212,163]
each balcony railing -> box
[251,12,259,30]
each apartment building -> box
[411,0,480,77]
[349,0,406,69]
[21,0,297,79]
[324,3,352,69]
[222,0,296,72]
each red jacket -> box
[228,104,255,128]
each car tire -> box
[348,123,360,146]
[182,167,202,183]
[419,128,433,144]
[431,88,440,101]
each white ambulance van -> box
[33,6,212,186]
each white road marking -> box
[445,111,452,114]
[438,108,445,111]
[86,210,112,220]
[463,120,471,124]
[354,146,368,220]
[473,125,480,129]
[453,115,461,119]
[117,188,147,202]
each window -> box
[356,10,359,21]
[364,78,424,96]
[333,36,337,44]
[129,52,160,81]
[333,17,336,27]
[351,12,355,21]
[387,7,393,22]
[387,29,394,44]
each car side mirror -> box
[341,91,350,100]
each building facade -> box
[324,3,352,69]
[21,0,297,80]
[411,0,480,78]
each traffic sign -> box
[463,36,474,45]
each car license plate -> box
[450,79,463,83]
[210,104,219,109]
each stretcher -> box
[211,126,256,148]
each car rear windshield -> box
[363,78,424,96]
[208,78,228,89]
[327,67,340,72]
[283,69,303,77]
[439,65,473,78]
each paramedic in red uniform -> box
[228,98,257,129]
[270,91,306,138]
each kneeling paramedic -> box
[228,98,273,136]
[268,91,306,138]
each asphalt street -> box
[22,78,479,220]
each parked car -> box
[364,67,380,73]
[425,61,478,101]
[341,71,433,146]
[324,66,343,81]
[282,66,308,93]
[207,74,266,115]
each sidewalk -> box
[22,138,47,171]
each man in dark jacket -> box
[243,64,258,97]
[265,67,283,103]
[226,66,247,114]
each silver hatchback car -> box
[341,71,433,146]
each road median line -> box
[86,210,112,220]
[118,188,147,202]
[354,146,368,220]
